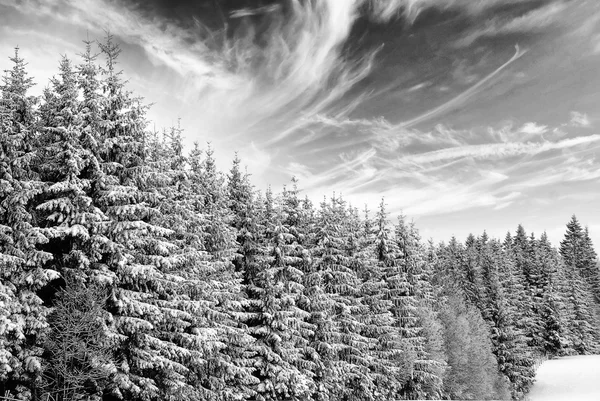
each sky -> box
[1,0,600,247]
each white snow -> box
[526,355,600,401]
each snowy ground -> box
[525,355,600,401]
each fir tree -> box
[581,227,600,299]
[560,216,585,271]
[0,47,53,397]
[438,293,510,400]
[393,215,443,399]
[351,202,396,399]
[305,194,371,400]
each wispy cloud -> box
[289,109,600,219]
[397,45,528,129]
[570,111,592,128]
[455,1,569,47]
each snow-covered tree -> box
[392,215,444,399]
[0,47,53,398]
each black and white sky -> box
[1,0,600,245]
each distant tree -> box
[559,216,600,295]
[563,260,600,355]
[534,233,571,356]
[511,226,541,352]
[392,215,444,399]
[497,233,536,398]
[352,201,397,398]
[581,227,600,301]
[560,216,585,270]
[558,216,600,354]
[438,293,510,400]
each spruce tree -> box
[305,194,371,400]
[392,215,443,399]
[0,47,53,398]
[533,232,570,356]
[581,227,600,301]
[497,235,536,398]
[36,55,110,283]
[560,216,585,270]
[351,202,397,399]
[438,293,510,400]
[563,260,600,355]
[85,33,208,400]
[559,216,600,354]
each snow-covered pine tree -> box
[35,55,109,283]
[560,216,600,302]
[250,198,315,400]
[581,227,600,302]
[279,178,318,379]
[231,176,314,400]
[327,199,375,400]
[560,216,585,271]
[0,48,53,398]
[140,130,254,400]
[77,37,102,155]
[85,33,210,400]
[347,202,396,399]
[461,234,483,309]
[498,234,536,398]
[437,292,510,400]
[303,194,370,400]
[30,55,118,399]
[563,259,600,355]
[182,142,258,400]
[505,228,538,353]
[558,216,600,354]
[392,215,444,399]
[226,151,265,294]
[532,232,570,356]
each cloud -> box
[397,45,528,129]
[570,111,591,127]
[520,122,548,135]
[399,134,600,165]
[455,1,568,47]
[288,107,600,222]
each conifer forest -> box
[1,36,600,401]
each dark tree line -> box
[1,37,599,401]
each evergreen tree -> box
[559,216,600,354]
[351,201,397,399]
[510,226,541,352]
[438,293,510,400]
[0,47,53,398]
[392,215,443,399]
[496,234,536,398]
[87,33,207,400]
[36,55,109,284]
[306,194,371,400]
[533,232,570,356]
[581,227,600,301]
[563,260,600,355]
[241,175,315,400]
[560,216,585,271]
